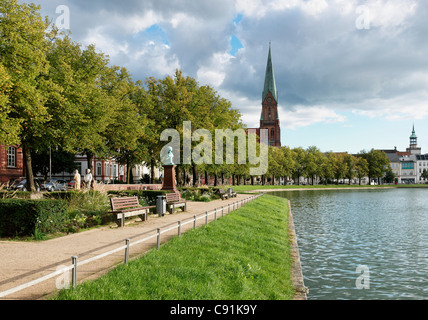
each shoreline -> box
[243,186,397,193]
[288,199,308,300]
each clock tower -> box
[260,43,281,147]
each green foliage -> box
[44,190,112,233]
[0,199,68,238]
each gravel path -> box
[0,194,255,300]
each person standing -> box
[84,169,93,190]
[73,169,81,190]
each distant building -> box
[383,125,423,184]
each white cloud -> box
[284,106,346,130]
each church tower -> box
[407,124,421,155]
[260,43,281,147]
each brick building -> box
[0,145,25,184]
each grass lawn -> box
[53,194,295,300]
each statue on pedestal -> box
[162,147,177,192]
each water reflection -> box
[271,189,428,300]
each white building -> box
[416,154,428,184]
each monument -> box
[161,146,177,192]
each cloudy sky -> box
[26,0,428,154]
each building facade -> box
[0,145,25,184]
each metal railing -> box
[0,193,265,299]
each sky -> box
[24,0,428,154]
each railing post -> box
[222,206,224,217]
[205,211,208,225]
[214,208,217,220]
[125,239,130,264]
[193,215,196,229]
[178,221,181,237]
[72,256,77,288]
[157,228,161,250]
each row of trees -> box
[265,147,392,186]
[0,1,242,191]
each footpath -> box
[0,194,258,300]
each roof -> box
[416,154,428,161]
[262,43,278,104]
[410,125,417,139]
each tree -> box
[384,167,395,184]
[46,36,115,173]
[101,66,147,183]
[421,169,428,182]
[291,147,306,185]
[361,149,390,184]
[0,0,52,192]
[319,152,335,184]
[355,157,369,185]
[344,154,357,185]
[305,146,323,185]
[0,64,21,145]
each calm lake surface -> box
[271,188,428,300]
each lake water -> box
[271,188,428,300]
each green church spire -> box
[262,42,278,103]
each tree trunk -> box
[126,162,133,184]
[86,151,94,173]
[23,144,36,192]
[192,164,198,187]
[150,159,155,184]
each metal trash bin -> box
[157,195,166,217]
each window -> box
[7,147,16,168]
[96,163,102,176]
[112,164,117,178]
[402,162,414,170]
[105,163,110,177]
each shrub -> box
[0,191,32,199]
[0,199,68,238]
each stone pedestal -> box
[161,165,177,192]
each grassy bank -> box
[53,194,295,300]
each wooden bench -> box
[218,188,229,200]
[110,196,155,227]
[228,188,237,198]
[166,192,187,214]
